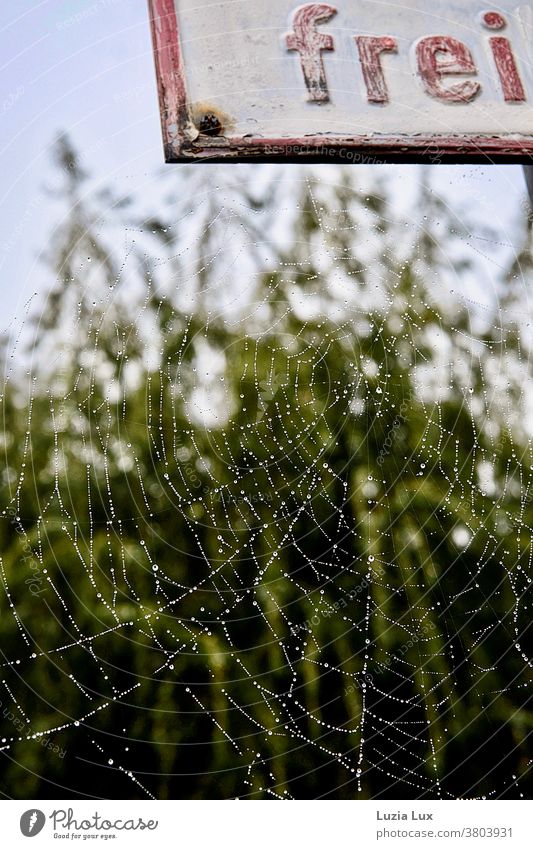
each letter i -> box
[483,11,526,101]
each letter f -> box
[286,4,337,102]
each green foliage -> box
[0,143,531,799]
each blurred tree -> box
[0,142,531,800]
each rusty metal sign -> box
[148,0,533,163]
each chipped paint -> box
[148,0,198,155]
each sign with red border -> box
[148,0,533,163]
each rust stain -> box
[190,102,235,137]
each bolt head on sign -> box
[148,0,533,163]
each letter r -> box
[355,37,398,103]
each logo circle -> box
[20,810,46,837]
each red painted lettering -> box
[482,12,525,101]
[416,36,480,102]
[286,3,337,103]
[355,36,398,103]
[489,38,526,100]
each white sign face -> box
[148,0,533,162]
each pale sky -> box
[0,0,529,334]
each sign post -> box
[524,165,533,205]
[149,0,533,164]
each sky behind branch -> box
[0,0,529,332]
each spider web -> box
[0,166,532,800]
